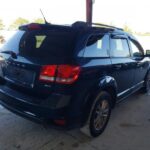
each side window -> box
[129,40,143,57]
[84,34,109,57]
[110,38,130,57]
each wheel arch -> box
[81,76,118,126]
[99,76,117,108]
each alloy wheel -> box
[93,99,110,131]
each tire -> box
[0,77,5,85]
[143,72,150,95]
[80,91,112,137]
[89,91,112,137]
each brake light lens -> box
[27,23,41,30]
[39,65,57,82]
[39,65,81,84]
[56,65,81,84]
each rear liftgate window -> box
[20,31,77,59]
[1,30,77,60]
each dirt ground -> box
[0,92,150,150]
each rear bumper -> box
[0,85,80,129]
[0,99,43,124]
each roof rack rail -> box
[72,21,89,27]
[92,23,123,31]
[71,21,123,31]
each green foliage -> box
[123,24,132,33]
[9,17,29,30]
[142,32,150,36]
[0,19,5,30]
[33,18,45,24]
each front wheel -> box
[145,73,150,95]
[143,72,150,95]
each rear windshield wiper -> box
[0,50,17,59]
[1,50,14,54]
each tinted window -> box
[129,40,143,57]
[0,31,25,53]
[84,34,109,57]
[0,30,77,59]
[110,38,130,57]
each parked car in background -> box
[0,22,150,137]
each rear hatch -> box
[0,24,78,97]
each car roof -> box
[19,21,137,42]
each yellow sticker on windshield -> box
[97,39,102,49]
[35,36,46,48]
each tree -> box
[0,35,5,44]
[0,19,5,30]
[9,17,29,30]
[123,24,132,33]
[33,18,45,24]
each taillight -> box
[56,65,81,84]
[39,65,57,82]
[19,23,41,30]
[39,65,81,84]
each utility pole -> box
[86,0,94,25]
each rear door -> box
[80,33,112,87]
[109,34,135,97]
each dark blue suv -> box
[0,22,150,137]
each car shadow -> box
[0,91,149,150]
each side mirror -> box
[145,50,150,57]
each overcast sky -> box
[0,0,150,32]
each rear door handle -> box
[137,62,142,67]
[114,64,122,69]
[124,63,128,67]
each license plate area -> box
[3,65,35,88]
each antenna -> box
[40,9,48,24]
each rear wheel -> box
[80,91,112,137]
[89,91,112,137]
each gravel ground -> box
[0,92,150,150]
